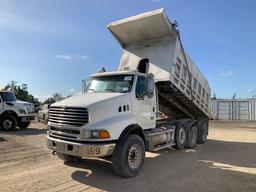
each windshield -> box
[0,92,17,102]
[86,75,134,93]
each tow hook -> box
[52,151,56,155]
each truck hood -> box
[5,100,32,105]
[16,100,33,105]
[5,100,34,113]
[51,92,126,108]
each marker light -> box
[99,130,110,139]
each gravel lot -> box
[0,121,255,192]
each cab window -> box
[147,76,154,93]
[136,76,146,98]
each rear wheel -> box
[56,152,81,162]
[175,124,186,149]
[18,122,30,129]
[197,121,208,144]
[185,125,197,148]
[1,115,17,131]
[112,134,145,178]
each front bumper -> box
[19,115,35,122]
[47,136,116,158]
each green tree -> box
[52,93,62,101]
[212,93,217,100]
[4,80,17,92]
[3,81,40,106]
[42,93,63,105]
[43,98,56,105]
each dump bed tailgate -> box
[108,8,175,47]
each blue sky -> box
[0,0,256,101]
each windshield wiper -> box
[105,88,117,92]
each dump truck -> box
[0,91,35,130]
[47,9,211,177]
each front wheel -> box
[1,115,17,131]
[112,134,145,178]
[197,121,208,144]
[175,124,187,149]
[18,122,30,129]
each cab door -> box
[134,75,156,129]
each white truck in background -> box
[0,91,35,130]
[47,9,211,177]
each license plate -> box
[84,147,101,155]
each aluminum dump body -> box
[108,9,211,118]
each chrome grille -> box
[50,127,80,134]
[49,106,88,126]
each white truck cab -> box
[47,71,156,158]
[47,9,210,177]
[0,91,35,130]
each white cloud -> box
[56,54,88,60]
[219,70,233,76]
[69,88,75,92]
[78,54,88,60]
[246,88,254,93]
[56,54,72,60]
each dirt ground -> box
[0,121,255,192]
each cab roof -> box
[90,70,146,78]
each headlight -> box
[23,104,34,113]
[91,130,110,139]
[19,109,26,114]
[91,130,99,138]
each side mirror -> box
[146,90,154,98]
[136,91,146,99]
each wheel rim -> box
[128,144,142,169]
[3,118,13,129]
[179,127,186,144]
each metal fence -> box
[210,99,256,120]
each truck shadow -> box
[0,127,47,136]
[0,137,7,142]
[69,139,256,192]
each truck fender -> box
[0,110,18,120]
[117,124,147,149]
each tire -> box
[18,122,30,129]
[0,115,17,131]
[56,152,80,163]
[112,134,145,178]
[185,125,197,149]
[174,124,186,149]
[197,121,208,144]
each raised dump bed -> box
[108,8,211,119]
